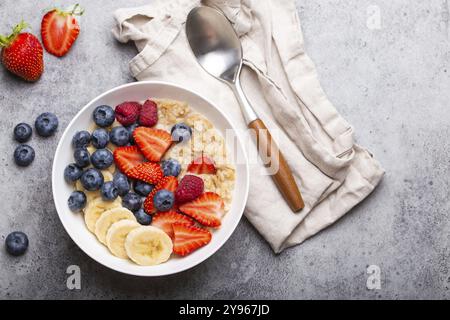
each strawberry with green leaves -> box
[0,21,44,82]
[41,4,84,57]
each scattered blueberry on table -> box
[35,112,58,137]
[93,105,115,128]
[13,123,32,143]
[5,231,29,256]
[68,191,87,212]
[14,144,35,167]
[122,192,142,212]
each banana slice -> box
[106,220,140,259]
[125,226,173,266]
[84,197,122,233]
[94,207,136,244]
[75,170,113,202]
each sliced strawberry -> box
[143,176,179,214]
[143,189,157,214]
[187,154,217,174]
[127,162,163,184]
[179,192,225,228]
[133,127,172,162]
[152,211,194,239]
[113,146,146,174]
[157,176,179,192]
[172,223,212,256]
[41,4,83,57]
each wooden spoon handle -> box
[248,119,305,212]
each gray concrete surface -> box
[0,0,448,300]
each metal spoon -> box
[186,6,304,212]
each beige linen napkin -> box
[112,0,385,253]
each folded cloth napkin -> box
[112,0,385,253]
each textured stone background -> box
[0,0,449,299]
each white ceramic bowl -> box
[52,81,249,276]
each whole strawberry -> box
[0,21,44,82]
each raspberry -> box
[115,101,141,126]
[175,175,204,204]
[139,99,158,127]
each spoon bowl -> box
[186,7,242,83]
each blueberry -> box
[35,112,58,137]
[153,190,174,212]
[101,181,119,201]
[64,163,83,183]
[161,158,181,177]
[110,126,130,146]
[93,105,115,128]
[171,123,192,143]
[90,149,113,170]
[133,181,154,197]
[91,128,110,149]
[113,172,130,196]
[72,131,91,148]
[13,123,32,143]
[80,168,104,191]
[126,123,139,144]
[134,208,152,225]
[14,144,35,167]
[122,192,142,212]
[5,231,28,256]
[74,147,90,168]
[68,191,87,211]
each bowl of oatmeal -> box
[52,81,249,276]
